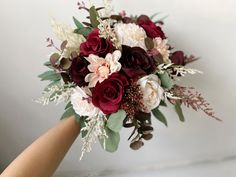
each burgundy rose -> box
[92,73,129,114]
[120,45,156,78]
[70,56,89,87]
[170,51,185,65]
[80,29,113,57]
[137,15,166,39]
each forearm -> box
[1,116,80,177]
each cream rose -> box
[137,74,164,112]
[71,86,100,117]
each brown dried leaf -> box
[50,53,60,66]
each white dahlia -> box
[71,86,100,117]
[50,18,86,57]
[114,23,147,50]
[153,37,171,64]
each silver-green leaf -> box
[107,110,127,132]
[158,72,173,89]
[38,70,61,82]
[99,127,120,152]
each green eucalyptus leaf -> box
[89,6,100,28]
[158,72,173,89]
[152,107,168,127]
[65,101,72,110]
[73,16,84,30]
[99,127,120,152]
[61,106,75,120]
[107,110,127,132]
[175,100,185,122]
[38,70,61,82]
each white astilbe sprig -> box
[35,82,75,105]
[157,63,202,77]
[97,18,120,48]
[164,91,181,100]
[172,66,203,77]
[100,0,113,17]
[80,114,107,160]
[157,63,173,74]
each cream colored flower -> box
[71,86,100,117]
[153,37,171,64]
[85,50,122,88]
[137,74,164,112]
[50,18,85,57]
[114,23,147,50]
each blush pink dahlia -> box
[85,50,122,88]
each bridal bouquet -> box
[37,1,219,159]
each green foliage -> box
[43,80,60,92]
[107,110,127,133]
[150,12,161,20]
[43,61,54,69]
[38,70,61,82]
[158,72,173,89]
[73,16,84,30]
[99,127,120,152]
[160,100,167,107]
[175,100,185,122]
[61,106,75,120]
[80,117,88,138]
[89,6,100,28]
[74,27,92,37]
[152,107,168,127]
[65,101,72,110]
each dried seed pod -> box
[135,111,151,122]
[123,123,134,128]
[139,126,154,135]
[130,140,144,150]
[141,133,153,141]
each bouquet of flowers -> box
[37,1,219,159]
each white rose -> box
[137,74,164,112]
[114,23,147,50]
[71,86,100,117]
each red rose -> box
[137,15,166,39]
[70,56,89,87]
[170,51,185,65]
[92,73,129,114]
[80,29,113,57]
[120,45,156,78]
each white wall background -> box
[0,0,236,176]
